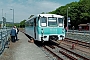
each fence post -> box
[5,29,9,48]
[1,30,4,52]
[84,31,85,36]
[0,32,2,54]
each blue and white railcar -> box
[25,14,65,42]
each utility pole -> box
[67,7,70,32]
[10,9,14,27]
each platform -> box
[0,32,49,60]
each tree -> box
[20,20,26,28]
[48,0,90,29]
[28,15,34,19]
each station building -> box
[78,23,90,31]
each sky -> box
[0,0,79,23]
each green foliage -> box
[20,20,26,28]
[49,0,90,29]
[6,23,20,27]
[28,15,34,19]
[14,23,20,27]
[41,12,45,14]
[6,23,13,27]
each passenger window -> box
[58,18,63,27]
[48,17,57,27]
[40,17,47,27]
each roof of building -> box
[78,24,89,26]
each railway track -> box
[42,41,90,60]
[24,31,90,60]
[64,38,90,48]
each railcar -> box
[25,14,65,42]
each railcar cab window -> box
[48,17,57,27]
[40,17,47,27]
[58,18,63,27]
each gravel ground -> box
[61,41,90,59]
[66,32,90,42]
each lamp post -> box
[10,9,14,26]
[67,7,70,32]
[2,9,6,28]
[2,9,3,28]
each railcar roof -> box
[38,14,64,18]
[27,14,64,22]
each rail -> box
[0,28,11,54]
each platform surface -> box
[0,32,49,60]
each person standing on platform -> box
[14,26,19,41]
[10,26,17,42]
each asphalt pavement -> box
[0,31,49,60]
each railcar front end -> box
[37,27,65,41]
[25,14,65,42]
[36,14,65,42]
